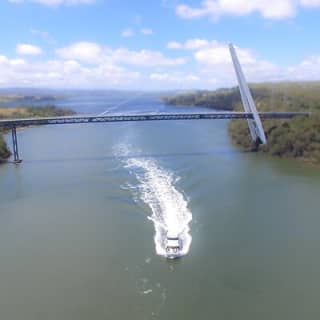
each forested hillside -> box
[165,82,320,165]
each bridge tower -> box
[229,43,267,145]
[11,126,21,163]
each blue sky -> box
[1,0,320,89]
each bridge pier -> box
[11,126,22,164]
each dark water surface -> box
[0,94,320,319]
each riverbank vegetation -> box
[163,88,238,111]
[0,135,11,161]
[0,106,75,161]
[165,82,320,166]
[0,93,58,104]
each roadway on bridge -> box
[0,111,310,128]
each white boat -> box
[165,232,182,259]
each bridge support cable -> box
[11,126,21,163]
[229,43,267,145]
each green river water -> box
[0,96,320,319]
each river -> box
[0,92,320,319]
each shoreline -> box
[164,84,320,167]
[0,105,76,162]
[229,129,320,169]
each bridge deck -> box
[0,111,310,128]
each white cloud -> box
[56,42,103,63]
[194,44,256,65]
[168,39,210,50]
[110,48,186,67]
[287,56,320,80]
[16,43,43,56]
[0,56,26,66]
[9,0,95,6]
[150,73,171,81]
[141,28,153,35]
[168,38,320,85]
[184,39,210,50]
[300,0,320,7]
[192,41,285,86]
[176,0,320,20]
[1,40,320,89]
[121,28,134,38]
[166,39,292,87]
[150,72,200,84]
[122,28,154,37]
[167,41,182,49]
[0,54,140,88]
[56,42,187,67]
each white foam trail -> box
[114,143,192,257]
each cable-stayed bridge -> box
[0,44,310,163]
[0,111,309,128]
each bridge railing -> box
[0,111,310,129]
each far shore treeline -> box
[164,81,320,166]
[0,105,75,161]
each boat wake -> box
[115,143,192,258]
